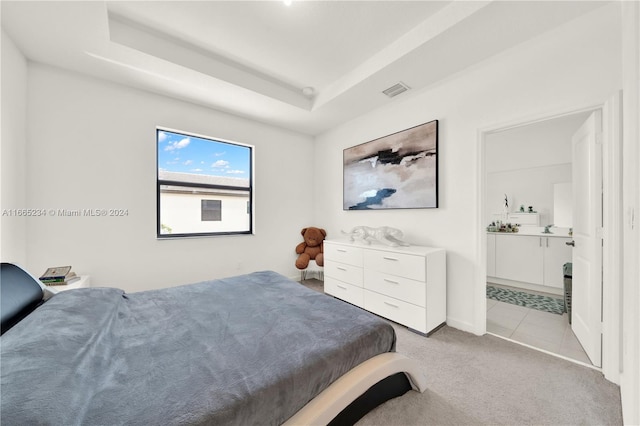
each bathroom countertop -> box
[487,227,572,238]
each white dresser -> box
[324,239,446,336]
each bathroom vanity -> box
[487,230,572,294]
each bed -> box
[0,263,426,425]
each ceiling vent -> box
[382,82,410,98]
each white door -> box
[571,110,603,367]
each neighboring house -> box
[158,171,250,235]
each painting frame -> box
[343,120,438,210]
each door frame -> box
[475,98,622,384]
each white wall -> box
[24,64,315,291]
[484,113,588,226]
[486,164,571,226]
[484,112,587,173]
[313,4,622,333]
[1,31,28,265]
[620,1,640,423]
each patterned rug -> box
[486,285,565,315]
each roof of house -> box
[158,170,249,188]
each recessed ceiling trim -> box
[312,1,486,109]
[1,0,612,136]
[107,10,312,111]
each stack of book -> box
[39,266,80,286]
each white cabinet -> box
[487,234,496,277]
[495,235,544,285]
[488,234,572,290]
[324,239,446,336]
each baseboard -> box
[289,274,302,282]
[445,316,481,335]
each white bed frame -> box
[284,352,427,425]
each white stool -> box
[300,262,324,281]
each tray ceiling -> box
[1,1,607,135]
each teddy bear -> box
[295,227,326,270]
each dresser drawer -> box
[363,250,425,281]
[364,270,426,307]
[324,260,363,287]
[324,243,363,267]
[364,290,426,333]
[325,277,364,306]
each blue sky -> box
[157,130,251,177]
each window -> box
[157,128,253,238]
[201,200,221,221]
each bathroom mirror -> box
[553,182,572,227]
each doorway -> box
[477,95,622,383]
[483,111,592,364]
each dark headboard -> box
[1,263,44,335]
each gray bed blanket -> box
[1,270,396,425]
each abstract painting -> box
[343,120,438,210]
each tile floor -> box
[487,296,591,364]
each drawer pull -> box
[337,249,347,252]
[383,278,399,285]
[337,266,347,271]
[383,301,399,308]
[383,256,399,261]
[337,285,347,290]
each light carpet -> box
[300,279,622,426]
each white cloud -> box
[226,170,245,174]
[183,160,193,166]
[158,131,168,142]
[164,137,191,151]
[212,160,229,168]
[190,168,203,172]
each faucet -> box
[543,224,554,234]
